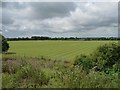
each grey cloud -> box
[28,2,76,19]
[1,2,76,28]
[1,2,118,38]
[74,3,117,28]
[2,2,76,20]
[2,12,14,25]
[2,2,27,9]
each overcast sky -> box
[1,2,118,38]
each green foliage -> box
[93,43,120,71]
[47,66,119,88]
[80,71,119,88]
[74,43,120,73]
[2,60,49,88]
[74,55,94,72]
[47,66,86,88]
[2,74,15,88]
[1,35,9,52]
[2,54,119,88]
[14,65,49,88]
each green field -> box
[8,40,116,61]
[3,40,119,88]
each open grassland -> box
[8,40,116,61]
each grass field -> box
[3,40,119,88]
[8,40,116,61]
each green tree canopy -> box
[0,34,9,52]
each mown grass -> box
[8,40,116,61]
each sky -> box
[1,1,118,38]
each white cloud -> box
[1,2,118,37]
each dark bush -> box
[1,35,9,52]
[93,43,120,72]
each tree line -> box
[7,36,120,41]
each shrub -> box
[74,43,120,73]
[74,55,94,72]
[93,43,120,72]
[1,35,9,52]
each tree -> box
[0,34,9,52]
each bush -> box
[74,43,120,73]
[93,43,120,72]
[1,35,9,52]
[74,55,94,72]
